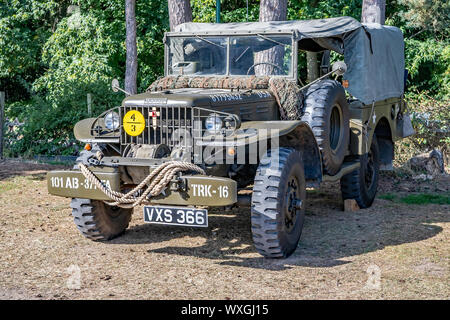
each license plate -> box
[143,205,208,227]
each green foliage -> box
[1,0,167,156]
[396,0,449,38]
[404,39,449,99]
[191,0,260,23]
[288,0,362,20]
[0,0,72,101]
[8,12,121,156]
[191,0,216,22]
[191,0,364,23]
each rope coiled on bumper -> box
[78,161,205,208]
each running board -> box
[322,161,360,182]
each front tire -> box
[70,198,132,241]
[70,145,132,241]
[251,147,306,258]
[340,135,380,208]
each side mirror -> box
[111,78,120,92]
[332,61,347,76]
[111,78,130,95]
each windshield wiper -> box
[235,46,250,62]
[195,35,225,49]
[256,34,288,47]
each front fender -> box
[74,118,120,143]
[196,120,305,147]
[198,120,322,182]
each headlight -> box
[104,111,120,130]
[205,113,223,133]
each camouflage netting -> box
[147,76,304,120]
[268,78,304,120]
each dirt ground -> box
[0,159,448,300]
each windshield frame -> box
[164,32,297,81]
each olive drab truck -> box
[47,17,414,258]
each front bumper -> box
[47,169,237,207]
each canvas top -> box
[167,17,405,104]
[171,16,362,39]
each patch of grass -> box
[0,181,18,193]
[26,173,47,181]
[400,194,450,205]
[379,192,450,205]
[379,193,397,201]
[38,160,72,166]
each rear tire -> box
[340,135,380,208]
[301,80,350,175]
[251,147,306,258]
[70,198,132,241]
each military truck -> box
[47,17,414,258]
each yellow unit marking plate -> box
[123,110,145,136]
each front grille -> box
[120,105,198,153]
[120,105,238,161]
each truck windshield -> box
[167,34,293,77]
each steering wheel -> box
[247,62,284,75]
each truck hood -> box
[122,88,275,108]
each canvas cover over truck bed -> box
[170,16,405,105]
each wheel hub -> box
[285,176,302,233]
[329,104,343,153]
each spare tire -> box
[301,80,350,175]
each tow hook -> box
[87,156,118,168]
[170,177,187,192]
[88,157,101,166]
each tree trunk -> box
[255,0,287,75]
[125,0,137,95]
[361,0,386,24]
[168,0,193,31]
[259,0,287,22]
[305,1,320,82]
[306,52,319,83]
